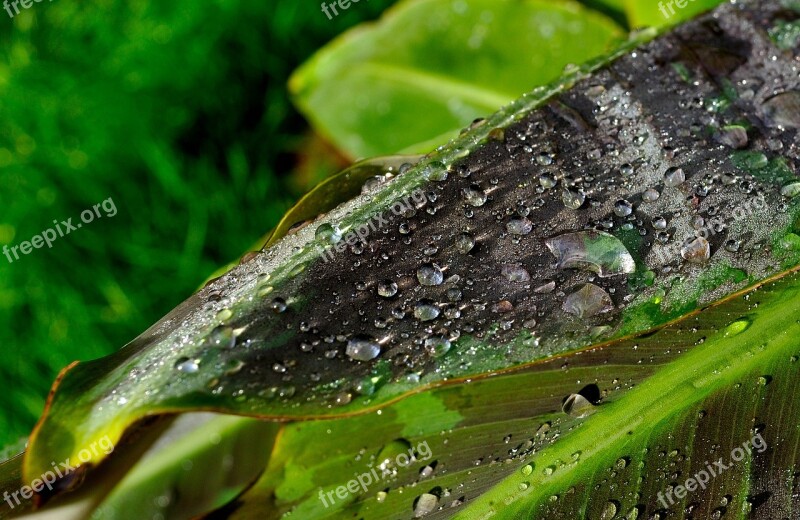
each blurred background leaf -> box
[289,0,624,159]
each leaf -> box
[216,269,800,519]
[16,0,800,517]
[289,0,624,159]
[625,0,726,28]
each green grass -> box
[0,0,395,448]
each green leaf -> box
[624,0,726,28]
[290,0,624,159]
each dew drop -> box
[680,237,711,263]
[507,217,533,235]
[462,184,487,207]
[417,264,444,286]
[414,300,440,321]
[378,280,399,298]
[346,335,381,361]
[562,283,613,318]
[562,188,585,210]
[664,167,686,187]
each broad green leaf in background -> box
[290,0,624,159]
[625,0,726,28]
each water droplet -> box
[271,297,287,314]
[562,283,613,318]
[417,264,444,286]
[664,167,686,187]
[716,125,748,149]
[502,264,531,282]
[539,174,557,189]
[562,188,585,210]
[614,199,633,217]
[536,152,554,166]
[413,493,438,517]
[762,91,800,129]
[455,232,476,254]
[643,188,660,202]
[346,336,381,361]
[724,318,750,337]
[414,300,440,321]
[562,393,596,418]
[174,358,199,373]
[424,336,451,357]
[521,464,533,476]
[378,280,398,298]
[462,184,487,207]
[545,230,636,277]
[507,217,533,235]
[601,500,618,520]
[315,222,341,244]
[781,182,800,198]
[680,237,711,263]
[209,325,235,348]
[620,163,635,177]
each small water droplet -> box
[414,300,440,321]
[174,358,200,373]
[462,184,487,207]
[346,335,381,361]
[378,280,399,298]
[562,188,585,210]
[680,237,711,263]
[664,167,686,187]
[413,493,438,517]
[417,264,444,286]
[562,283,613,318]
[507,217,533,235]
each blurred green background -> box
[0,1,395,448]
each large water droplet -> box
[455,232,476,254]
[545,230,636,277]
[174,358,200,373]
[600,500,619,520]
[762,91,800,129]
[502,264,531,282]
[424,336,451,357]
[562,283,613,318]
[781,181,800,198]
[614,199,633,217]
